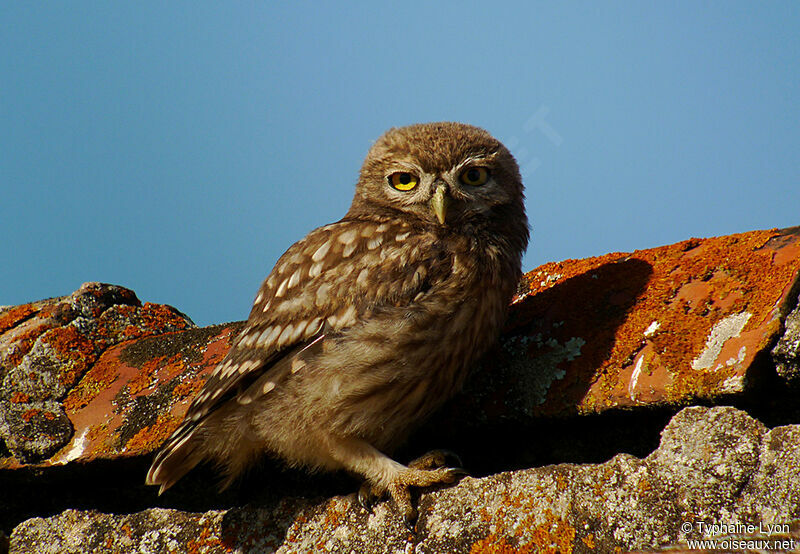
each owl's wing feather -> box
[147,217,450,490]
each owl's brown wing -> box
[146,217,451,491]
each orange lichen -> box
[470,536,517,553]
[41,326,97,387]
[0,304,38,334]
[140,302,192,331]
[582,533,596,549]
[85,421,111,451]
[473,481,581,554]
[172,374,208,402]
[3,322,58,366]
[122,412,180,454]
[62,348,125,412]
[185,524,226,554]
[9,392,30,403]
[127,353,183,396]
[507,228,800,415]
[21,409,40,422]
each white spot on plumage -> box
[308,317,323,334]
[278,323,295,345]
[343,242,358,258]
[395,232,410,241]
[338,304,357,327]
[360,225,376,237]
[309,262,324,278]
[312,240,332,262]
[367,236,383,249]
[291,358,305,374]
[275,278,289,298]
[219,363,233,378]
[262,381,276,393]
[293,319,308,339]
[212,361,229,377]
[261,300,271,313]
[257,327,273,345]
[255,291,263,304]
[337,229,358,244]
[376,223,389,232]
[265,325,282,346]
[287,269,301,289]
[274,296,305,314]
[357,268,369,287]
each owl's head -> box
[348,122,525,230]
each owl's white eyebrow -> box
[386,162,423,175]
[453,155,494,172]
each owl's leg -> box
[324,436,466,529]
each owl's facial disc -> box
[430,184,449,224]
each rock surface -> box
[2,227,800,553]
[9,406,800,553]
[0,283,195,465]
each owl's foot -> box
[407,449,463,471]
[358,450,468,531]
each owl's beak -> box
[430,185,449,225]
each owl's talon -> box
[443,467,469,481]
[357,481,380,512]
[403,511,418,533]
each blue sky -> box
[2,2,798,326]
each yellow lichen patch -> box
[470,536,517,553]
[63,348,126,412]
[555,472,569,491]
[41,326,97,387]
[172,374,208,402]
[85,421,111,452]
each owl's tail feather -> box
[145,423,205,495]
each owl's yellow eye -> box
[389,172,419,191]
[460,167,490,186]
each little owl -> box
[146,122,529,526]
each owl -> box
[146,122,529,527]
